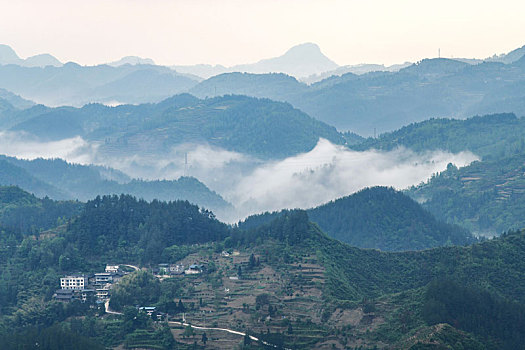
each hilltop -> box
[3,94,344,160]
[240,187,475,252]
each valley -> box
[1,14,525,349]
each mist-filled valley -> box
[0,123,477,222]
[2,20,525,349]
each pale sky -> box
[0,0,524,67]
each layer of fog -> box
[227,139,478,219]
[0,133,478,222]
[0,132,98,163]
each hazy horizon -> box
[1,0,524,67]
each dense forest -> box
[67,194,229,262]
[0,186,82,235]
[239,187,475,251]
[308,187,474,251]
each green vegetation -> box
[0,156,232,215]
[0,324,105,350]
[5,94,345,160]
[423,279,525,349]
[3,185,525,348]
[408,155,525,234]
[308,187,474,251]
[354,113,525,161]
[0,186,82,235]
[67,194,229,263]
[240,187,474,251]
[189,58,525,134]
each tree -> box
[249,253,256,269]
[202,332,208,345]
[243,332,252,346]
[178,299,185,313]
[183,325,194,339]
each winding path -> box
[121,264,140,271]
[105,265,288,348]
[168,321,291,349]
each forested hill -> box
[3,94,345,159]
[0,156,232,216]
[238,210,525,304]
[67,194,230,262]
[185,57,525,135]
[0,158,66,199]
[407,154,525,235]
[353,113,525,160]
[237,211,525,348]
[307,186,475,251]
[239,187,475,251]
[0,186,82,235]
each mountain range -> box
[1,42,525,136]
[0,44,62,67]
[0,94,344,160]
[191,56,525,135]
[0,156,232,217]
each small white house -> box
[105,265,120,273]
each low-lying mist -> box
[0,133,478,222]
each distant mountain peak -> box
[108,56,156,67]
[0,44,62,67]
[23,53,62,67]
[0,44,22,64]
[284,42,321,54]
[232,42,339,78]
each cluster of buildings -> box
[155,263,204,276]
[53,265,125,303]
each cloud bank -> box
[227,139,478,219]
[0,133,478,222]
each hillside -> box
[0,186,82,235]
[173,42,339,79]
[2,193,525,348]
[6,94,345,159]
[307,187,475,251]
[189,72,307,101]
[239,187,475,252]
[190,56,525,135]
[0,158,66,199]
[353,113,525,161]
[407,154,525,235]
[0,156,232,216]
[0,62,198,106]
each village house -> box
[60,274,88,290]
[105,265,120,273]
[185,264,204,274]
[170,264,185,275]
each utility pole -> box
[184,152,188,177]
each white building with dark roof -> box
[60,275,87,290]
